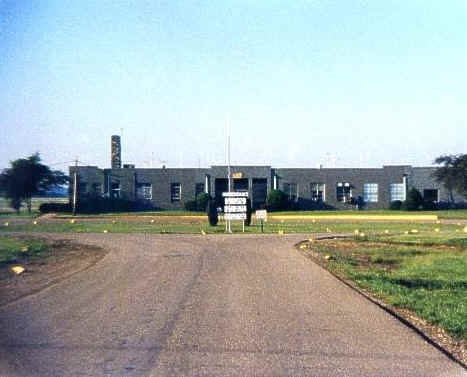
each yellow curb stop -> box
[11,266,25,275]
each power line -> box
[48,159,89,167]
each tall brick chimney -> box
[111,135,121,169]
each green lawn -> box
[2,212,467,236]
[54,210,206,218]
[272,209,467,219]
[0,197,68,216]
[0,216,465,235]
[0,237,48,264]
[305,232,467,341]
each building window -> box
[283,183,297,202]
[423,189,439,203]
[363,183,378,202]
[171,183,181,202]
[390,183,405,202]
[195,183,205,198]
[311,183,325,202]
[136,183,152,200]
[111,182,120,199]
[336,182,351,202]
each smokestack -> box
[111,135,121,169]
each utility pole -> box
[226,123,232,233]
[228,133,231,192]
[72,158,78,216]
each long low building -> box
[70,136,463,210]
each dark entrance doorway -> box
[252,178,267,209]
[233,178,249,192]
[214,178,228,207]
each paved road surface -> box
[0,234,465,377]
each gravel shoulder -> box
[296,237,467,368]
[0,234,107,307]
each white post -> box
[402,175,407,201]
[273,175,277,190]
[227,127,232,233]
[72,159,78,216]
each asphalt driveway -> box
[0,233,465,377]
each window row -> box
[109,182,206,202]
[281,182,409,203]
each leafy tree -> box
[433,154,467,201]
[245,198,252,226]
[0,153,68,213]
[404,188,424,211]
[206,199,218,226]
[266,189,288,211]
[196,192,210,212]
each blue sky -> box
[1,0,466,172]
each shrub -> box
[351,196,364,210]
[245,198,252,226]
[266,189,288,212]
[422,200,437,210]
[206,199,218,226]
[77,197,135,213]
[184,193,210,212]
[404,188,424,211]
[39,202,72,213]
[184,200,198,211]
[196,193,210,212]
[389,200,403,210]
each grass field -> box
[0,237,48,264]
[1,215,466,235]
[0,197,68,216]
[272,209,467,220]
[302,232,467,342]
[55,209,467,219]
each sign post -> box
[223,191,248,233]
[255,210,267,233]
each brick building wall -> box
[70,164,464,210]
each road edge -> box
[296,236,467,371]
[0,238,109,309]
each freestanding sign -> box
[224,213,247,220]
[223,191,248,232]
[255,209,267,233]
